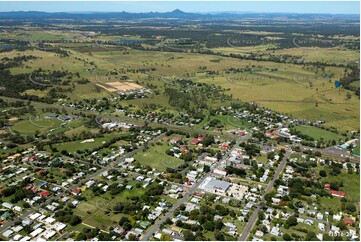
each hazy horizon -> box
[0,1,359,15]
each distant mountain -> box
[0,10,358,21]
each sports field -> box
[133,142,184,171]
[294,125,344,142]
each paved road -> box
[0,190,68,234]
[56,231,73,241]
[239,151,291,241]
[0,209,34,234]
[0,133,166,237]
[312,148,359,163]
[67,133,166,192]
[255,142,359,163]
[141,171,211,241]
[141,133,251,241]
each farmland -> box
[1,37,359,131]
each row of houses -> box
[2,212,66,241]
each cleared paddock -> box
[96,81,143,92]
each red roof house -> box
[170,137,181,144]
[265,131,272,137]
[331,190,345,197]
[238,131,246,136]
[25,185,32,190]
[190,139,201,145]
[72,188,81,195]
[221,143,229,149]
[30,155,37,161]
[344,219,355,225]
[39,191,50,197]
[190,137,203,145]
[180,145,189,153]
[324,184,331,190]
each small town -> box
[0,1,359,241]
[0,101,359,241]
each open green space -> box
[12,117,64,136]
[294,125,344,142]
[215,115,252,130]
[321,172,360,203]
[47,133,121,153]
[133,142,184,171]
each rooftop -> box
[200,177,231,192]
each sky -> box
[0,1,359,14]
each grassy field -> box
[267,47,360,65]
[2,42,359,132]
[74,185,146,230]
[64,125,98,136]
[210,44,278,55]
[322,172,360,203]
[12,116,63,136]
[73,180,168,230]
[133,142,184,171]
[294,125,344,142]
[213,115,252,130]
[47,133,120,153]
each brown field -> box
[96,81,143,92]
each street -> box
[239,151,291,241]
[141,133,251,240]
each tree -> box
[128,233,137,241]
[331,166,342,176]
[330,182,339,190]
[267,152,275,160]
[260,225,268,233]
[76,232,87,241]
[214,231,225,241]
[319,170,327,177]
[119,216,130,226]
[323,233,333,241]
[283,233,292,241]
[160,234,172,241]
[201,135,215,147]
[122,222,132,231]
[203,165,210,173]
[183,230,195,241]
[258,211,265,220]
[214,220,224,230]
[305,231,317,241]
[203,221,215,231]
[68,215,81,226]
[286,216,298,227]
[164,217,173,225]
[345,203,357,213]
[176,220,183,227]
[336,221,347,231]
